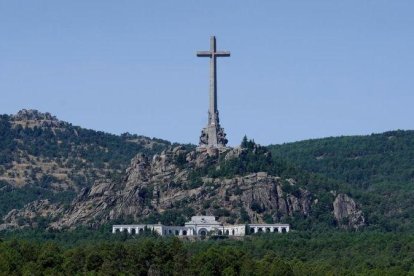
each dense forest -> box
[269,130,414,232]
[0,228,413,275]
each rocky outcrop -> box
[1,200,63,230]
[333,193,365,229]
[1,144,365,230]
[44,146,314,229]
[50,181,118,229]
[12,109,68,128]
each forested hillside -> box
[269,130,414,231]
[1,230,413,275]
[0,110,171,218]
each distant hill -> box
[0,109,172,218]
[0,109,413,232]
[269,130,414,231]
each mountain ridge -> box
[0,109,172,219]
[1,109,413,232]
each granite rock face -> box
[1,145,365,230]
[1,200,63,230]
[29,146,315,229]
[333,193,366,229]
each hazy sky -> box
[1,1,413,146]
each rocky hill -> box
[0,110,172,219]
[1,134,365,231]
[2,110,413,232]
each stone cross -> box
[197,36,230,148]
[197,36,230,126]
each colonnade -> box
[112,224,290,236]
[248,225,290,234]
[112,225,155,234]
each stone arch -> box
[225,230,229,235]
[131,228,136,235]
[123,229,128,234]
[232,229,235,236]
[115,228,120,233]
[175,230,179,235]
[282,228,287,233]
[218,230,223,235]
[139,228,144,234]
[265,227,270,233]
[198,228,208,236]
[182,230,187,236]
[250,227,255,234]
[258,228,263,233]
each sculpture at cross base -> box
[197,36,230,149]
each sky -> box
[1,1,413,146]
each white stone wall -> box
[247,224,290,234]
[112,216,289,237]
[112,223,289,237]
[112,224,164,235]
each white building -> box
[112,216,290,237]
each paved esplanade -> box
[197,36,229,148]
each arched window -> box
[198,228,208,236]
[183,230,187,236]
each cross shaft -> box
[197,36,230,126]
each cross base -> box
[198,123,228,149]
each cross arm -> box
[215,51,230,57]
[197,51,212,57]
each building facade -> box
[112,216,290,237]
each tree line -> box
[0,228,413,275]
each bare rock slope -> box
[333,193,365,229]
[50,146,312,228]
[2,145,365,230]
